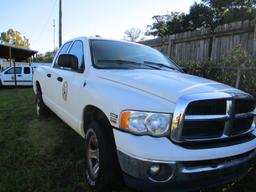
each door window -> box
[24,67,31,74]
[4,67,22,74]
[54,41,72,67]
[68,41,85,72]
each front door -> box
[43,41,73,114]
[2,67,22,86]
[54,40,86,131]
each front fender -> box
[79,76,175,129]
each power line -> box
[35,0,58,45]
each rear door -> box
[21,66,32,86]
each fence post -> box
[235,67,241,88]
[168,35,175,58]
[253,20,256,61]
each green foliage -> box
[183,45,256,97]
[203,0,256,25]
[34,49,58,63]
[0,29,30,48]
[145,15,170,37]
[146,0,256,37]
[187,3,215,30]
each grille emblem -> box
[223,100,235,136]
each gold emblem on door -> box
[62,81,68,101]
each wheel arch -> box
[82,105,111,135]
[35,81,41,93]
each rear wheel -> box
[84,120,122,192]
[36,90,48,117]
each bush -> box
[180,45,256,97]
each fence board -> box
[140,20,256,63]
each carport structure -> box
[0,43,37,86]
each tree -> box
[166,12,189,34]
[34,49,58,63]
[0,29,30,48]
[202,0,256,24]
[146,15,169,37]
[146,0,256,38]
[146,8,214,37]
[124,27,142,42]
[187,3,215,30]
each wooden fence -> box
[140,20,256,63]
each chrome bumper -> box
[117,149,256,192]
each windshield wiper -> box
[97,59,160,69]
[97,59,141,65]
[143,61,178,71]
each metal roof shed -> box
[0,43,37,62]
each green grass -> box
[0,88,255,192]
[0,88,88,192]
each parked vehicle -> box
[33,37,256,192]
[0,64,33,86]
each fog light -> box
[149,164,160,176]
[148,164,175,183]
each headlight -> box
[119,111,172,136]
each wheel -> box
[36,90,48,117]
[84,121,122,192]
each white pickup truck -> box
[0,64,33,86]
[33,37,256,192]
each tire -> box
[36,90,48,117]
[84,120,122,192]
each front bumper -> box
[117,149,256,192]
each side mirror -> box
[57,54,79,71]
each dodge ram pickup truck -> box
[33,37,256,192]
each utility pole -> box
[59,0,62,47]
[53,19,55,51]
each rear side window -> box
[24,67,31,74]
[4,67,22,74]
[68,41,85,72]
[54,41,72,67]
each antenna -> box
[53,19,55,51]
[59,0,62,47]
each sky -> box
[0,0,200,53]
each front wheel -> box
[84,121,122,192]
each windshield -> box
[90,39,181,71]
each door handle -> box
[17,75,22,77]
[47,74,51,78]
[57,77,63,82]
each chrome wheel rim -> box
[87,130,100,179]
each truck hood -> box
[97,69,243,103]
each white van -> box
[0,64,33,86]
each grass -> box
[0,88,255,192]
[0,88,88,192]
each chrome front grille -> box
[171,92,256,143]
